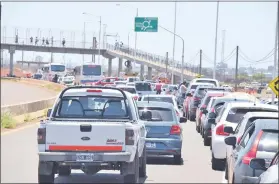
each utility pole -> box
[165,52,169,74]
[199,49,202,75]
[235,46,239,92]
[272,1,279,104]
[213,2,220,79]
[172,1,177,84]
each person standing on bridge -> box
[46,38,49,46]
[42,37,45,46]
[51,37,54,46]
[30,36,33,44]
[62,38,66,47]
[15,34,18,44]
[35,37,39,45]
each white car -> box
[209,102,278,170]
[140,94,182,118]
[187,82,215,94]
[189,78,220,87]
[37,86,147,183]
[126,77,140,83]
[117,85,139,101]
[126,82,135,87]
[114,81,127,86]
[59,75,75,86]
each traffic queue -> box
[38,76,278,183]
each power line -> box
[187,51,200,63]
[222,48,236,63]
[239,48,275,63]
[239,53,275,64]
[238,60,273,67]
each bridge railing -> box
[105,43,198,76]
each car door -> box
[229,125,255,182]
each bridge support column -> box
[9,47,15,76]
[108,58,112,77]
[147,67,152,80]
[118,58,123,77]
[140,64,144,81]
[173,75,181,84]
[28,63,30,69]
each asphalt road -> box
[1,81,56,106]
[1,121,225,183]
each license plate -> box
[76,153,94,162]
[146,142,156,148]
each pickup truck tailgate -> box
[45,122,126,152]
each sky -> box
[1,1,278,70]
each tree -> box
[252,73,265,81]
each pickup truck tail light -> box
[133,96,139,100]
[37,128,46,144]
[87,89,102,93]
[215,124,230,136]
[125,129,135,145]
[193,97,200,101]
[170,125,181,135]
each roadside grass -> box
[23,114,31,122]
[1,112,16,129]
[45,84,64,92]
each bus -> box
[74,63,103,85]
[41,63,66,81]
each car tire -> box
[196,124,200,133]
[139,146,147,178]
[190,114,195,121]
[200,126,204,137]
[225,161,228,180]
[38,162,55,184]
[123,151,139,183]
[173,154,182,165]
[203,136,210,146]
[211,153,225,170]
[58,166,71,176]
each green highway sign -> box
[134,17,158,32]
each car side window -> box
[240,126,255,148]
[270,153,279,166]
[234,117,245,134]
[216,105,226,122]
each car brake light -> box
[210,107,215,113]
[37,128,46,144]
[237,136,242,144]
[125,129,135,145]
[201,104,207,108]
[242,130,263,165]
[216,124,230,136]
[193,97,200,101]
[133,96,138,100]
[170,125,181,135]
[86,89,102,92]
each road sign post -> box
[268,76,279,96]
[135,17,158,32]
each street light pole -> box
[213,1,220,79]
[172,1,177,84]
[272,1,278,104]
[159,25,185,83]
[83,22,86,64]
[98,16,101,64]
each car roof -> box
[142,94,174,98]
[226,102,279,110]
[205,91,228,95]
[137,101,174,108]
[134,81,150,84]
[62,88,133,98]
[254,119,279,130]
[214,92,260,102]
[190,82,215,86]
[244,111,279,119]
[117,85,135,89]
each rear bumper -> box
[38,151,132,162]
[145,138,182,156]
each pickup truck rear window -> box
[142,97,174,105]
[135,83,152,91]
[119,88,136,94]
[56,96,128,119]
[138,107,174,122]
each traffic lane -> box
[1,80,56,106]
[1,121,224,183]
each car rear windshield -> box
[55,96,128,119]
[119,88,136,94]
[128,78,136,82]
[226,108,278,123]
[138,107,174,121]
[196,80,217,86]
[135,83,151,91]
[258,131,279,153]
[191,85,198,90]
[143,97,174,105]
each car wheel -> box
[211,153,225,171]
[38,162,55,184]
[173,154,182,165]
[203,136,211,146]
[189,113,195,121]
[123,151,139,183]
[225,161,228,180]
[196,124,200,133]
[139,146,147,177]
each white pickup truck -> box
[37,86,147,183]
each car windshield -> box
[119,88,136,94]
[191,85,198,89]
[50,65,65,72]
[135,83,152,91]
[226,108,278,123]
[196,80,217,86]
[82,65,101,76]
[138,107,174,121]
[143,97,174,105]
[55,96,128,119]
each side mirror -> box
[224,136,237,148]
[180,117,187,123]
[224,126,234,134]
[186,93,192,97]
[208,118,216,125]
[178,105,182,109]
[249,158,267,171]
[202,109,208,114]
[208,112,217,119]
[46,108,52,117]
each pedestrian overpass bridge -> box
[1,42,197,82]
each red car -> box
[94,77,120,86]
[195,91,228,133]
